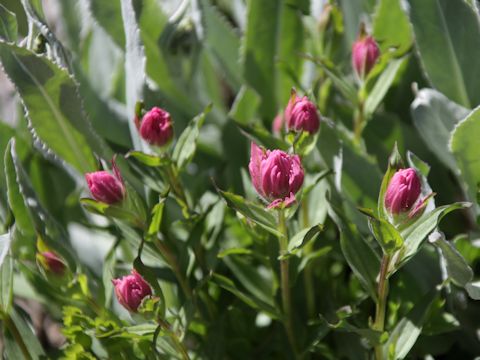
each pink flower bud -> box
[112,270,152,312]
[85,168,125,205]
[38,251,66,275]
[352,35,380,78]
[385,168,421,215]
[248,142,304,209]
[139,107,174,147]
[285,96,320,134]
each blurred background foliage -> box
[0,0,479,359]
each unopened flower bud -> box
[385,168,421,215]
[352,35,380,78]
[38,251,66,276]
[112,270,152,312]
[249,142,304,209]
[85,169,125,205]
[139,107,174,147]
[285,96,320,134]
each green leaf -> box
[384,290,438,360]
[229,85,261,125]
[125,151,171,167]
[120,0,147,151]
[211,273,280,319]
[223,255,276,308]
[172,104,212,170]
[329,206,380,300]
[217,189,282,237]
[242,0,281,118]
[411,88,469,172]
[0,4,17,42]
[0,233,12,314]
[450,106,480,208]
[364,57,406,117]
[287,224,323,252]
[0,42,107,174]
[367,216,403,254]
[89,0,125,48]
[465,281,480,300]
[430,232,473,287]
[102,240,118,308]
[5,139,76,268]
[407,0,480,107]
[199,0,242,90]
[399,202,470,267]
[276,1,305,106]
[4,140,35,237]
[373,0,413,56]
[3,308,46,358]
[136,0,196,114]
[146,198,166,240]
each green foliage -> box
[0,0,479,359]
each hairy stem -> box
[373,254,391,360]
[278,210,298,356]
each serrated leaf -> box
[5,139,76,268]
[172,105,212,170]
[217,189,282,237]
[4,140,35,237]
[0,42,108,174]
[199,0,241,90]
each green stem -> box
[373,254,391,360]
[154,239,193,300]
[165,163,190,212]
[157,318,190,360]
[301,198,315,319]
[353,100,365,142]
[4,314,31,360]
[278,210,298,357]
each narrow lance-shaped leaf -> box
[217,189,282,237]
[0,232,13,314]
[329,206,380,300]
[384,290,439,359]
[0,42,109,174]
[450,106,480,211]
[172,104,212,170]
[0,4,17,42]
